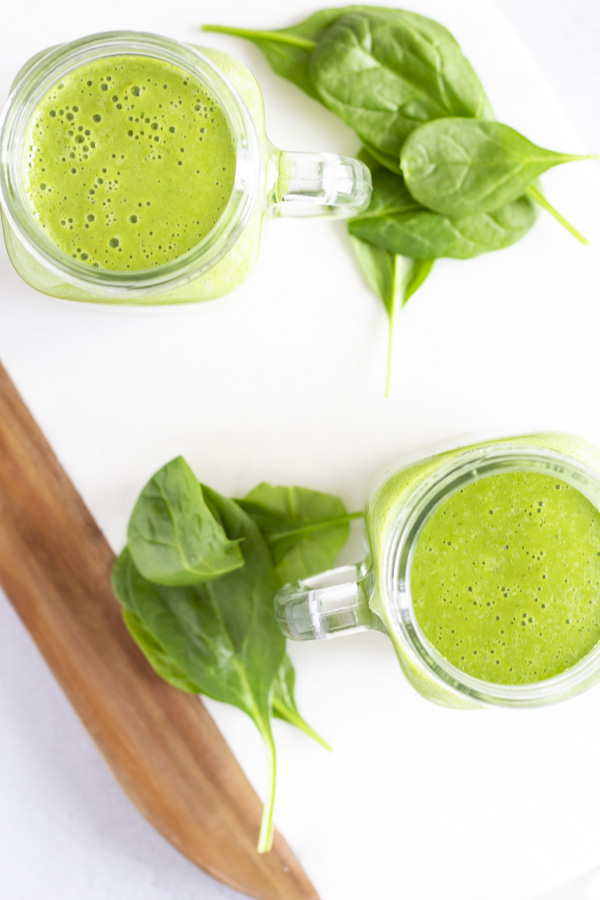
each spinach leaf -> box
[203,7,401,100]
[350,235,399,313]
[121,607,202,693]
[123,606,330,749]
[122,590,328,750]
[309,11,492,158]
[361,140,402,174]
[127,457,244,587]
[203,9,342,99]
[404,256,435,304]
[272,654,332,751]
[239,482,361,584]
[401,118,597,218]
[350,235,433,396]
[349,166,536,259]
[113,490,286,854]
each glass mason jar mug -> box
[0,31,371,305]
[275,434,600,708]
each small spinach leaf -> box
[113,490,286,853]
[404,257,435,306]
[349,166,536,259]
[272,654,332,751]
[203,7,401,100]
[350,236,433,396]
[350,234,399,316]
[309,11,492,157]
[239,483,360,584]
[401,118,597,218]
[127,457,243,587]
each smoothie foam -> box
[24,55,236,270]
[412,471,600,684]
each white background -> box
[1,1,600,898]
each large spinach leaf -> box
[401,118,596,217]
[127,457,243,587]
[113,490,286,853]
[123,606,328,749]
[309,11,492,157]
[121,607,202,693]
[239,482,361,584]
[349,165,536,259]
[204,10,340,99]
[203,7,405,100]
[123,602,328,749]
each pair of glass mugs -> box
[0,31,372,304]
[275,433,600,710]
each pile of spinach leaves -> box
[112,456,361,852]
[204,6,596,395]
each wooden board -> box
[0,361,318,900]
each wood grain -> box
[0,362,319,900]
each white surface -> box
[0,1,599,898]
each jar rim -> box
[384,444,600,707]
[0,31,261,297]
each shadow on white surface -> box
[0,594,245,900]
[534,866,600,900]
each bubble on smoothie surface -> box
[23,55,236,271]
[411,471,600,685]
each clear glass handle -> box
[274,560,385,641]
[267,146,372,218]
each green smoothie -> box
[411,471,600,684]
[23,55,236,270]
[367,434,600,702]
